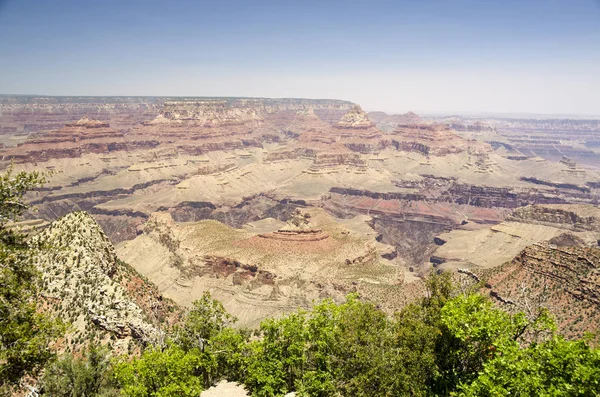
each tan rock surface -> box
[434,204,600,270]
[117,208,410,327]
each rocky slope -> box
[441,203,600,338]
[476,242,600,339]
[432,204,600,271]
[116,208,415,327]
[30,211,179,352]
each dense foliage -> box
[95,275,600,396]
[114,345,205,397]
[112,291,247,396]
[0,168,63,394]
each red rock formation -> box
[390,123,480,155]
[1,117,135,162]
[0,97,161,135]
[0,97,357,161]
[480,243,600,339]
[297,105,386,154]
[256,209,329,242]
[259,228,329,242]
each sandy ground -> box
[200,381,297,397]
[201,381,249,397]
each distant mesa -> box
[390,122,488,156]
[52,116,119,136]
[65,116,110,129]
[147,100,263,127]
[0,116,129,163]
[367,110,422,125]
[334,105,375,129]
[400,111,421,123]
[443,117,494,132]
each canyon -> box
[2,95,599,334]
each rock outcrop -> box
[390,123,486,156]
[258,209,329,241]
[147,100,263,127]
[479,242,600,339]
[292,105,385,154]
[2,117,132,162]
[30,212,175,350]
[334,105,375,129]
[508,204,600,231]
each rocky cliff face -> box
[148,100,263,127]
[2,117,134,163]
[30,212,178,351]
[478,242,600,339]
[0,96,161,138]
[508,204,600,231]
[390,123,488,156]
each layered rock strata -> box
[478,242,600,339]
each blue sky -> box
[0,0,599,115]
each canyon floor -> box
[2,95,600,334]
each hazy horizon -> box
[1,0,599,116]
[3,93,600,120]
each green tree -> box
[456,336,600,396]
[113,345,204,397]
[0,167,63,393]
[175,291,237,350]
[324,295,390,397]
[384,302,441,397]
[437,288,562,395]
[40,344,118,397]
[439,293,527,387]
[245,312,308,397]
[245,295,397,397]
[210,326,250,383]
[173,291,242,386]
